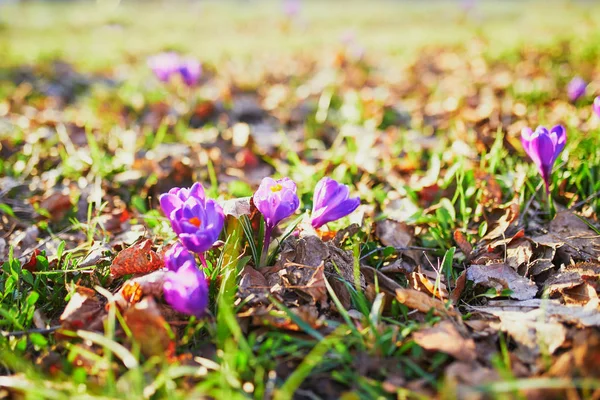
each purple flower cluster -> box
[521,125,567,193]
[148,52,202,86]
[159,183,224,317]
[252,176,360,266]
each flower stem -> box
[259,224,273,268]
[199,253,208,269]
[547,188,556,220]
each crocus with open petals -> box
[148,52,180,82]
[567,77,586,102]
[311,178,360,229]
[253,177,300,230]
[593,96,600,118]
[163,261,208,317]
[164,242,196,272]
[160,183,225,255]
[521,125,567,193]
[253,177,299,266]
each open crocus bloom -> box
[521,125,567,193]
[163,260,208,317]
[160,183,225,254]
[311,177,360,229]
[253,177,300,230]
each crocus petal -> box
[163,263,208,317]
[164,242,196,272]
[550,125,567,156]
[160,194,183,220]
[521,127,534,159]
[593,96,600,118]
[531,132,556,168]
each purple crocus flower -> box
[148,52,180,82]
[253,177,300,229]
[164,242,196,271]
[567,77,586,102]
[593,96,600,118]
[178,58,202,86]
[311,178,360,229]
[159,183,225,257]
[521,125,567,193]
[253,177,300,266]
[163,261,208,317]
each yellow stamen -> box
[270,184,283,193]
[189,217,202,227]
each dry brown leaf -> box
[543,211,600,263]
[220,196,251,219]
[238,265,269,304]
[375,219,414,248]
[490,310,567,358]
[395,288,454,316]
[544,262,600,302]
[450,270,467,305]
[453,230,472,258]
[412,320,476,362]
[38,191,72,222]
[285,262,328,306]
[467,263,538,300]
[59,286,105,333]
[444,361,499,400]
[123,297,174,358]
[472,299,600,327]
[408,271,448,300]
[481,199,520,241]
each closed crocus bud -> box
[163,261,208,317]
[253,177,300,230]
[178,58,202,87]
[148,52,180,82]
[521,125,567,193]
[311,178,360,229]
[567,77,586,102]
[593,96,600,118]
[159,183,225,254]
[164,242,195,271]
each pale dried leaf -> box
[413,320,476,362]
[467,263,538,300]
[375,219,414,248]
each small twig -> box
[1,326,60,338]
[360,245,438,261]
